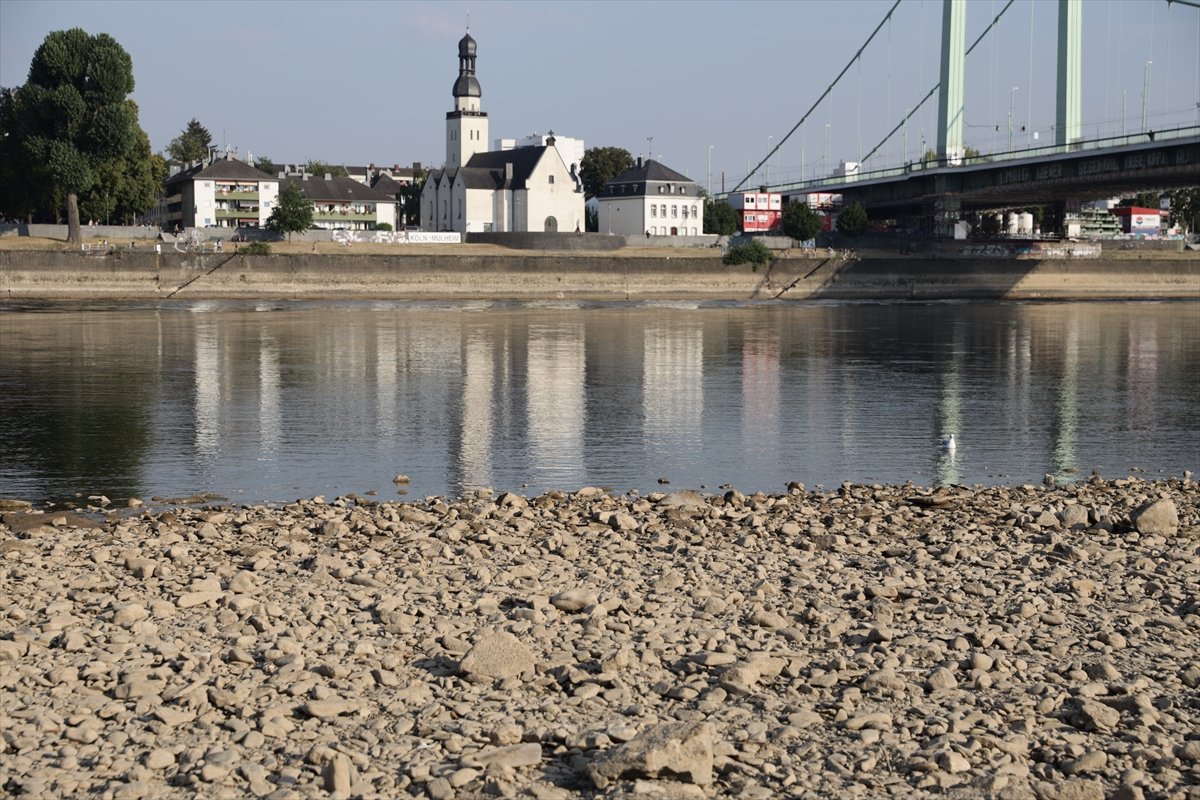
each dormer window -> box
[658,186,665,194]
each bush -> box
[238,241,270,255]
[723,238,772,270]
[375,222,393,231]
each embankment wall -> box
[1,250,1196,301]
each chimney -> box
[325,173,332,181]
[637,157,643,169]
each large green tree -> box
[8,28,139,242]
[836,202,869,238]
[266,182,313,241]
[781,201,823,242]
[166,118,212,163]
[703,199,739,235]
[1167,187,1199,234]
[78,101,166,224]
[579,146,634,199]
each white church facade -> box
[421,32,585,234]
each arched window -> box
[544,216,558,232]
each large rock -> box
[1130,498,1179,535]
[588,721,714,789]
[458,631,535,681]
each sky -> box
[2,0,1197,191]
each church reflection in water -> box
[0,301,1192,504]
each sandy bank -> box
[1,478,1197,798]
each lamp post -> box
[707,145,713,198]
[766,135,773,187]
[1007,87,1019,152]
[823,124,830,178]
[1141,60,1152,133]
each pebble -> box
[0,477,1193,799]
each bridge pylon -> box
[1056,0,1082,147]
[936,0,967,164]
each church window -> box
[549,175,555,184]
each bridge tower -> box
[1056,0,1082,147]
[936,0,967,164]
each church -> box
[420,32,585,234]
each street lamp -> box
[1007,87,1019,152]
[766,135,773,187]
[707,145,713,198]
[823,124,830,177]
[1141,60,1152,133]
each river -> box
[1,300,1196,506]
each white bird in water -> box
[940,434,957,452]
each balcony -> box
[313,211,375,222]
[216,208,260,219]
[219,190,259,201]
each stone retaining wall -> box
[1,250,1197,301]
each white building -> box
[163,157,279,229]
[283,175,397,231]
[496,133,585,177]
[421,31,585,234]
[596,158,703,237]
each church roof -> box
[607,159,695,186]
[165,157,275,187]
[463,147,548,190]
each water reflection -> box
[0,301,1196,505]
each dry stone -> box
[588,721,714,789]
[458,631,535,681]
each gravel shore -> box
[2,478,1198,799]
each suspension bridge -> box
[719,0,1200,236]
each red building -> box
[727,191,782,233]
[1109,206,1161,235]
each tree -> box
[266,182,313,241]
[781,201,822,242]
[255,155,279,176]
[579,146,634,200]
[1166,188,1200,234]
[78,101,166,224]
[836,202,868,238]
[166,118,212,163]
[723,238,772,270]
[9,28,139,242]
[704,199,739,235]
[397,169,425,227]
[305,160,348,178]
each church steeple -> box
[445,29,488,170]
[452,31,481,108]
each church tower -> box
[446,31,488,170]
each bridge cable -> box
[858,0,1016,168]
[728,0,902,195]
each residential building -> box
[163,157,279,229]
[283,175,397,231]
[420,31,585,234]
[727,191,783,233]
[596,158,703,237]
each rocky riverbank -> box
[2,478,1198,799]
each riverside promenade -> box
[1,239,1197,302]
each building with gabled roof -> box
[420,31,584,234]
[163,157,279,229]
[283,175,397,231]
[597,158,703,237]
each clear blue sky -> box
[2,0,1196,189]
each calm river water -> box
[1,300,1197,505]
